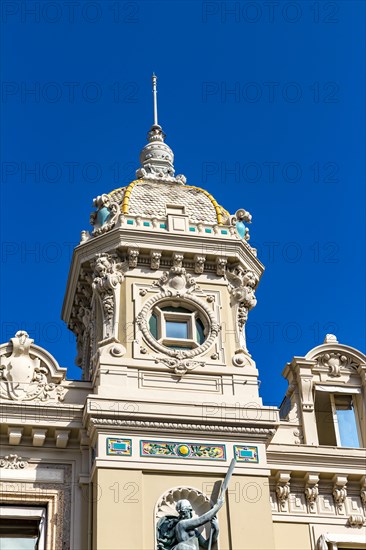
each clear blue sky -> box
[1,1,365,406]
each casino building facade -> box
[0,82,365,549]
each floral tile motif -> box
[233,445,258,463]
[140,440,226,460]
[106,438,132,456]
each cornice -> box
[267,444,366,473]
[87,416,277,442]
[62,227,264,322]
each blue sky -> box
[1,1,365,406]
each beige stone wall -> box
[273,522,311,550]
[92,469,276,550]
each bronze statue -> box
[157,459,236,550]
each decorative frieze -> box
[140,440,226,460]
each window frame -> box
[149,302,208,350]
[330,393,363,448]
[0,506,46,550]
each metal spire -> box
[152,73,158,126]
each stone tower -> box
[61,75,278,548]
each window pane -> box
[195,318,205,345]
[149,313,158,339]
[335,395,360,448]
[314,392,336,445]
[0,538,37,550]
[166,321,188,339]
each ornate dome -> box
[89,75,252,240]
[105,179,230,226]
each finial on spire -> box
[152,73,158,126]
[135,75,187,185]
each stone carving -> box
[152,267,200,297]
[226,267,258,306]
[135,122,187,185]
[0,331,66,402]
[172,253,184,269]
[333,484,347,513]
[194,255,206,275]
[216,257,227,276]
[0,454,28,469]
[305,481,319,512]
[316,352,358,377]
[127,247,140,268]
[299,376,314,412]
[155,356,205,377]
[348,515,365,527]
[276,482,290,512]
[276,473,291,512]
[89,418,276,438]
[151,251,162,270]
[231,208,252,241]
[92,253,126,340]
[90,194,120,237]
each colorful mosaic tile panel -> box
[107,438,132,456]
[233,445,258,463]
[140,440,226,460]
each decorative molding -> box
[0,331,66,402]
[140,440,226,460]
[316,351,358,377]
[89,418,276,438]
[154,356,205,377]
[137,290,219,360]
[152,266,199,296]
[0,454,28,469]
